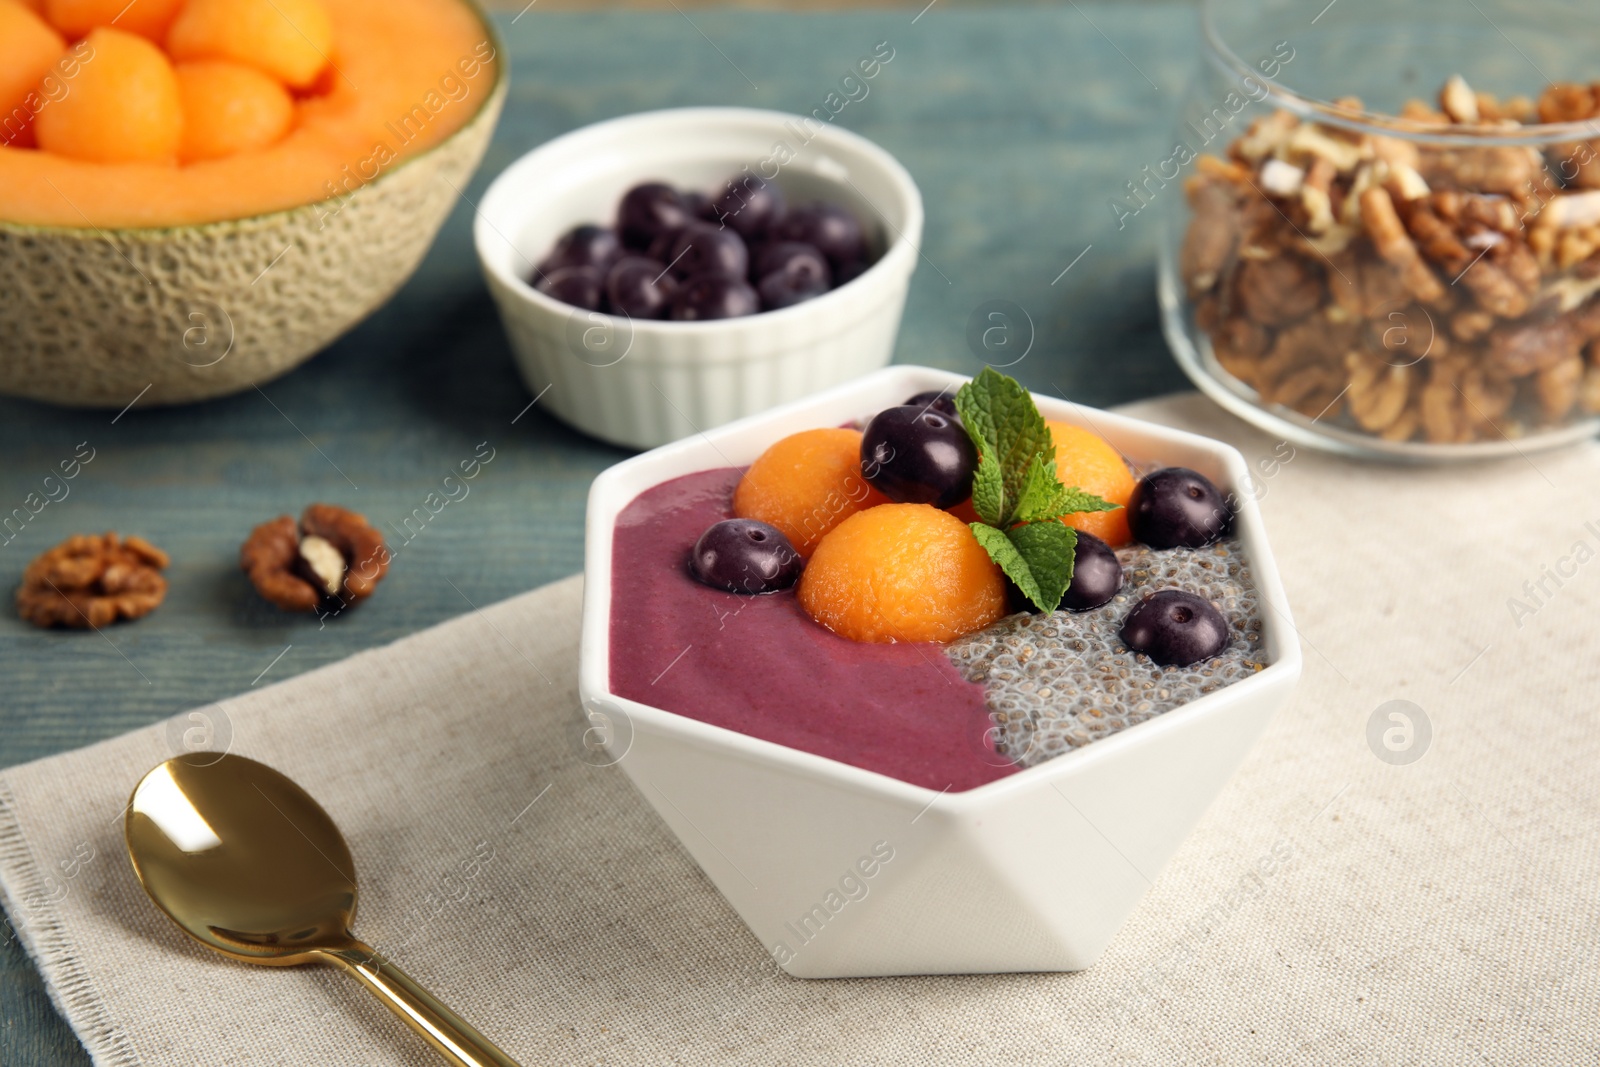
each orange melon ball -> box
[175,60,293,162]
[46,0,184,40]
[733,428,890,559]
[799,504,1007,644]
[0,0,65,146]
[167,0,333,90]
[1046,420,1136,547]
[34,27,181,163]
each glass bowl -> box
[1158,0,1600,460]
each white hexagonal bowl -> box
[579,365,1302,978]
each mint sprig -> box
[954,368,1120,613]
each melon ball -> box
[34,27,182,163]
[175,60,293,163]
[0,0,66,147]
[46,0,185,40]
[166,0,333,90]
[732,428,891,559]
[799,504,1007,644]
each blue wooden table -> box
[0,6,1196,1060]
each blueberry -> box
[754,241,831,289]
[1120,590,1229,666]
[1062,531,1122,611]
[605,255,677,319]
[617,182,690,250]
[861,405,976,508]
[757,271,828,310]
[536,224,621,282]
[834,258,869,286]
[770,202,866,266]
[754,241,832,310]
[535,265,605,310]
[646,224,684,265]
[903,390,958,418]
[1129,468,1233,549]
[711,174,786,239]
[682,189,718,223]
[667,221,749,280]
[691,518,802,594]
[669,274,760,320]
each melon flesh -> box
[0,0,499,228]
[166,0,334,90]
[34,27,183,164]
[175,60,294,163]
[0,0,66,146]
[46,0,186,40]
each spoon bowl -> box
[126,753,522,1067]
[127,754,356,965]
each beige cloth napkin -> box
[2,394,1596,1067]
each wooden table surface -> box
[0,5,1195,1061]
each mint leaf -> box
[968,523,1041,606]
[955,367,1055,527]
[1012,455,1066,524]
[1055,487,1120,516]
[970,520,1079,613]
[970,450,1005,527]
[1011,453,1118,524]
[1007,521,1078,613]
[953,368,1108,613]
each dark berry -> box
[691,519,802,594]
[711,174,786,239]
[834,258,869,286]
[535,265,604,310]
[903,390,958,417]
[682,189,717,223]
[605,256,677,319]
[754,241,831,310]
[617,182,689,250]
[669,274,760,320]
[646,224,684,264]
[771,202,866,266]
[667,221,749,280]
[757,271,828,310]
[1120,590,1229,666]
[536,224,621,281]
[1129,467,1233,549]
[754,241,830,289]
[860,405,976,509]
[1061,531,1121,611]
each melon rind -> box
[0,46,507,408]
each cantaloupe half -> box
[0,0,506,407]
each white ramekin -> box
[579,365,1303,977]
[474,107,923,450]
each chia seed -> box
[944,538,1266,767]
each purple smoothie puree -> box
[609,468,1017,792]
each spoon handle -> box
[317,941,524,1067]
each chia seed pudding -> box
[946,539,1266,766]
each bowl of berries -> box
[474,107,921,449]
[579,364,1302,977]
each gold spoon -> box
[125,753,524,1067]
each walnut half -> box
[240,504,388,614]
[16,533,168,629]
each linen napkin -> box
[2,394,1595,1067]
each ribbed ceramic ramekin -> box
[474,107,922,449]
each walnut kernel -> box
[16,533,168,629]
